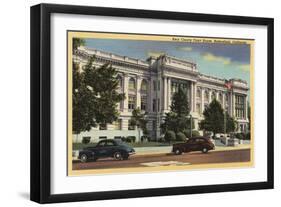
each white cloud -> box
[202,52,231,65]
[176,46,193,52]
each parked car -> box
[172,136,215,155]
[78,139,135,162]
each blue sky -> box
[85,38,251,86]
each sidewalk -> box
[134,144,251,156]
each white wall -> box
[0,0,279,206]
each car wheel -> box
[114,152,123,160]
[174,148,182,155]
[202,147,208,153]
[80,154,88,163]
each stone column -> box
[150,78,154,112]
[232,93,236,117]
[222,93,225,109]
[245,95,248,120]
[136,76,142,109]
[163,76,168,110]
[193,82,197,113]
[229,92,233,116]
[167,77,171,110]
[190,82,194,112]
[201,88,205,113]
[123,75,129,112]
[160,77,163,110]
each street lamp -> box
[189,114,193,138]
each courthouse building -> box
[73,46,249,143]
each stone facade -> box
[73,47,249,143]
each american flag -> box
[224,80,232,90]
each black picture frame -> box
[30,3,274,204]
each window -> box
[153,80,157,91]
[114,119,122,130]
[152,120,157,130]
[211,92,216,100]
[196,103,201,114]
[225,94,229,102]
[158,80,160,91]
[128,120,135,130]
[82,136,91,144]
[98,138,107,143]
[99,123,107,130]
[204,90,209,101]
[128,95,136,110]
[153,99,156,112]
[235,95,245,118]
[141,80,148,92]
[141,96,147,111]
[196,89,201,98]
[219,93,223,103]
[106,140,115,146]
[129,78,136,90]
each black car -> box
[78,139,135,162]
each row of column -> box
[120,74,247,120]
[122,74,147,112]
[198,88,230,114]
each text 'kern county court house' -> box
[73,46,249,143]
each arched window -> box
[219,93,223,103]
[204,90,209,101]
[211,92,216,100]
[128,78,136,91]
[141,79,148,93]
[141,80,148,111]
[197,88,201,98]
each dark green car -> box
[78,139,135,162]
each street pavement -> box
[72,148,251,170]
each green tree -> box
[170,88,190,116]
[200,99,224,136]
[72,56,125,134]
[225,112,236,133]
[161,88,191,134]
[130,108,148,133]
[73,38,85,50]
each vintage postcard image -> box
[67,32,254,176]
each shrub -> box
[164,131,176,142]
[245,132,251,140]
[183,130,200,138]
[183,129,190,138]
[176,132,186,141]
[121,136,126,142]
[82,136,91,144]
[141,135,149,142]
[192,130,200,137]
[235,133,245,140]
[126,136,136,143]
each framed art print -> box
[30,3,274,203]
